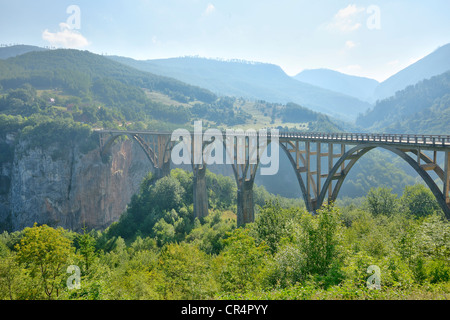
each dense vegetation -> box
[0,50,209,127]
[0,168,449,300]
[0,49,217,103]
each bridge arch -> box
[278,142,310,211]
[317,143,450,219]
[100,132,174,179]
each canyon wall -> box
[0,133,151,232]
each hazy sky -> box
[1,0,450,82]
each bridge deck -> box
[94,129,450,150]
[277,132,450,150]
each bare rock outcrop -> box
[0,134,151,232]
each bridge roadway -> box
[95,129,450,225]
[96,129,450,149]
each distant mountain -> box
[356,71,450,134]
[0,45,47,59]
[0,49,217,104]
[293,69,379,103]
[0,48,342,130]
[374,43,450,101]
[109,56,372,121]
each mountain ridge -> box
[374,43,450,101]
[0,44,47,59]
[109,55,372,121]
[293,68,379,103]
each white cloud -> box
[42,23,89,48]
[203,3,216,16]
[345,40,357,49]
[326,5,365,33]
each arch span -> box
[278,142,310,211]
[317,144,450,219]
[100,132,174,179]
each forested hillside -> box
[0,48,345,131]
[357,71,450,134]
[0,49,218,125]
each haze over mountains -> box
[295,43,450,105]
[374,43,450,101]
[109,42,450,123]
[109,55,371,121]
[293,69,379,103]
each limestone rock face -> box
[0,134,151,232]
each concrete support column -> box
[193,165,208,219]
[236,179,254,227]
[444,151,450,206]
[154,162,171,180]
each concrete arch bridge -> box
[96,129,450,226]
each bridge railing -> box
[278,132,450,147]
[95,129,450,147]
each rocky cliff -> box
[0,133,151,232]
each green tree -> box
[254,200,299,253]
[0,250,30,300]
[151,175,185,212]
[297,205,343,284]
[75,228,97,274]
[15,223,74,299]
[152,218,176,247]
[157,242,217,299]
[213,228,268,293]
[401,184,440,217]
[365,187,399,216]
[206,170,236,210]
[185,210,235,255]
[263,244,304,288]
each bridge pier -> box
[237,179,255,226]
[154,162,171,180]
[444,152,450,210]
[193,164,208,219]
